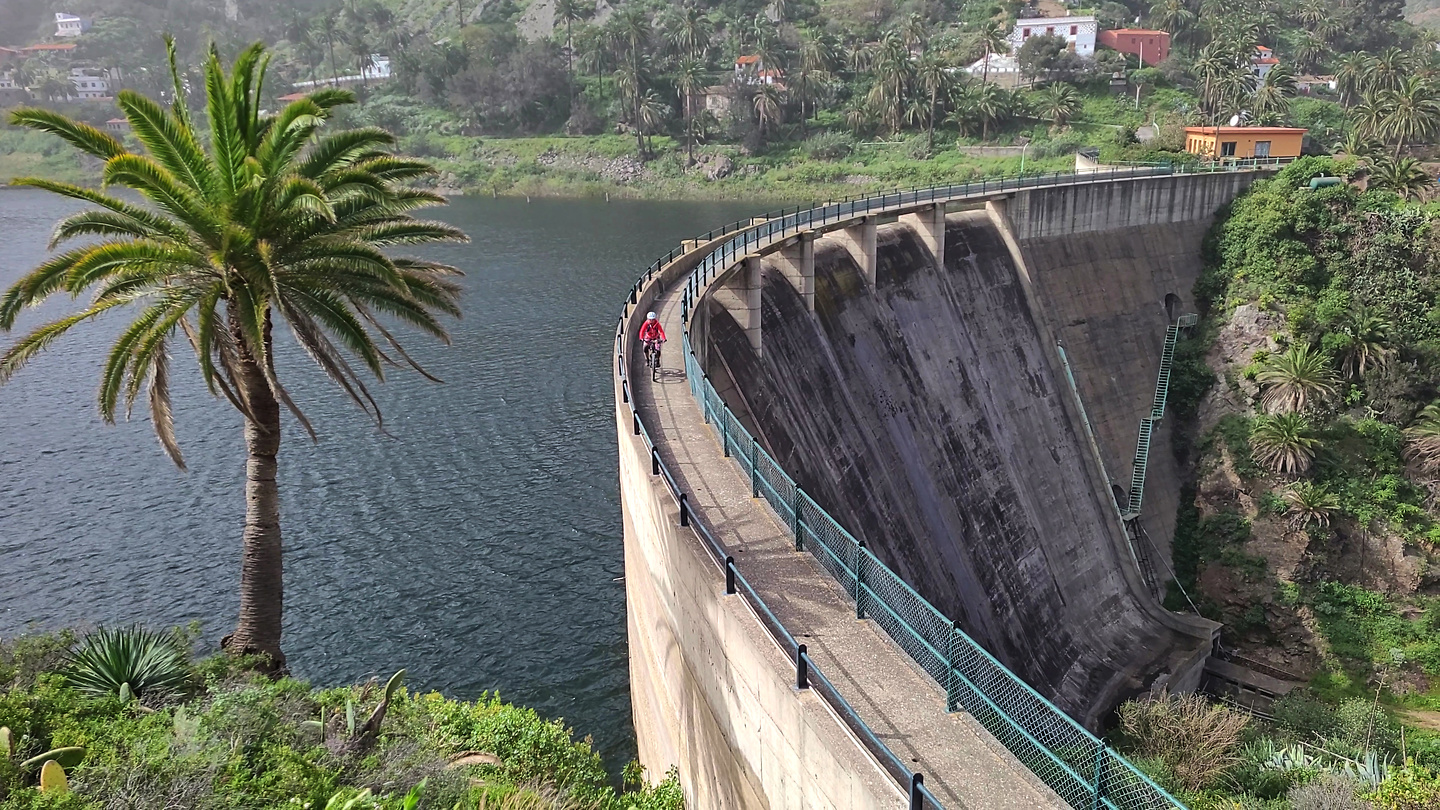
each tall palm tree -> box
[1405,402,1440,473]
[613,5,652,155]
[554,0,588,100]
[1378,76,1440,158]
[0,41,465,670]
[1369,155,1432,199]
[668,4,710,60]
[972,81,1004,141]
[638,89,670,153]
[1148,0,1196,41]
[867,31,912,135]
[1256,343,1338,413]
[1370,47,1411,95]
[1251,413,1321,476]
[1036,82,1079,131]
[1252,64,1296,121]
[752,82,783,139]
[914,53,952,155]
[795,28,838,132]
[976,21,1008,86]
[1334,52,1374,108]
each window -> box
[1046,26,1054,35]
[1220,141,1237,157]
[1024,28,1031,38]
[1071,25,1077,35]
[1254,141,1271,158]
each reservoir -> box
[0,189,761,766]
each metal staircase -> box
[1121,313,1197,521]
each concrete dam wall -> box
[701,175,1248,725]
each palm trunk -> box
[927,86,936,155]
[223,315,286,672]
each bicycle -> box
[643,339,664,381]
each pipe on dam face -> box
[702,209,1216,726]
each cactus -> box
[20,746,85,771]
[38,760,68,793]
[0,726,11,758]
[345,700,357,736]
[383,669,406,703]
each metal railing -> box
[618,162,1283,808]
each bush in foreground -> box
[0,630,681,810]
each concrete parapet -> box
[832,217,877,288]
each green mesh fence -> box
[674,167,1213,810]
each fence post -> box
[1091,742,1105,810]
[944,621,960,712]
[679,493,690,527]
[750,437,759,497]
[651,448,660,476]
[855,541,867,619]
[792,487,804,551]
[632,411,640,436]
[796,644,809,690]
[722,410,730,457]
[725,556,736,595]
[910,774,925,810]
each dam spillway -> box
[617,168,1268,809]
[701,208,1206,724]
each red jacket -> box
[639,319,666,342]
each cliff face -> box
[706,211,1209,724]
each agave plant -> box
[1284,481,1340,531]
[1256,343,1338,414]
[66,626,190,699]
[1404,401,1440,473]
[1251,412,1321,476]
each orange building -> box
[1183,126,1306,159]
[1097,29,1170,66]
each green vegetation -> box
[0,628,682,810]
[0,44,468,669]
[1159,156,1440,808]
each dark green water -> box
[0,191,761,766]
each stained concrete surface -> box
[707,211,1210,725]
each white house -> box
[1007,15,1097,57]
[54,13,90,37]
[68,67,109,99]
[0,72,17,90]
[1251,45,1278,81]
[734,54,783,86]
[290,55,393,89]
[966,53,1022,76]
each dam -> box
[614,166,1278,808]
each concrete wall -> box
[618,256,901,810]
[1006,173,1254,239]
[704,213,1212,726]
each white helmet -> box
[646,312,657,320]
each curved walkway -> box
[632,276,1065,809]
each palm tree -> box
[1284,481,1340,531]
[752,82,783,139]
[1256,343,1338,413]
[1333,130,1381,158]
[914,53,953,155]
[1335,52,1374,107]
[972,81,1004,141]
[1252,64,1296,121]
[1369,155,1432,199]
[1405,402,1440,473]
[1148,0,1196,42]
[0,41,466,670]
[1334,305,1394,377]
[613,5,652,154]
[555,0,589,100]
[795,28,839,132]
[1369,47,1410,95]
[1251,413,1321,476]
[668,4,710,60]
[638,89,670,153]
[1378,76,1440,157]
[867,31,912,135]
[976,21,1008,86]
[1036,82,1079,131]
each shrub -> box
[1274,691,1342,741]
[1116,692,1250,791]
[1289,773,1373,810]
[65,626,189,700]
[1366,761,1440,810]
[803,131,855,160]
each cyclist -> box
[639,312,666,367]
